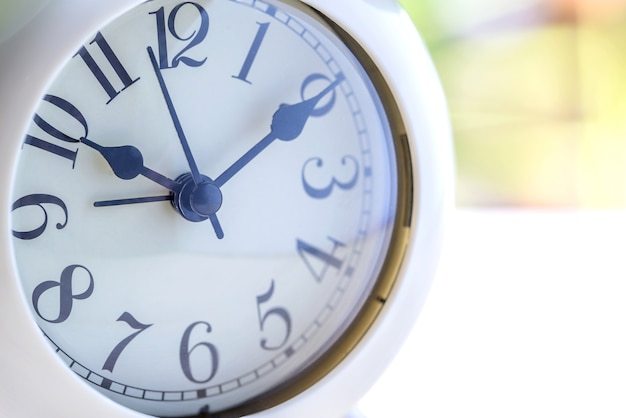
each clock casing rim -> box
[0,0,453,417]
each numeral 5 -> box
[256,280,292,351]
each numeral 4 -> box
[297,237,346,282]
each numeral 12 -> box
[150,2,209,69]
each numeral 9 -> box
[11,194,68,240]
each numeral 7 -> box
[103,312,152,372]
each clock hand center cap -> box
[190,182,223,216]
[172,173,223,222]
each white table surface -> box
[358,209,626,417]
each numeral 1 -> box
[74,32,139,103]
[232,22,270,84]
[297,237,346,282]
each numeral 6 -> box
[180,321,219,384]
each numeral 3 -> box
[302,155,359,199]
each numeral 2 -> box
[74,32,139,103]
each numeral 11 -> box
[75,32,139,104]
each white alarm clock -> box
[0,0,452,417]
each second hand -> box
[94,196,172,207]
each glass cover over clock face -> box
[10,0,400,416]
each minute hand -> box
[213,73,345,188]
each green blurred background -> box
[399,0,626,208]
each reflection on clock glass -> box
[10,0,399,416]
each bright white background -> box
[358,209,626,417]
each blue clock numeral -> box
[103,312,153,372]
[180,321,219,384]
[150,2,209,69]
[297,237,346,283]
[300,73,341,117]
[11,194,68,240]
[256,279,292,351]
[302,155,359,199]
[232,22,270,84]
[24,95,88,167]
[74,32,140,104]
[23,136,78,166]
[32,265,94,324]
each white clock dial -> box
[9,0,404,417]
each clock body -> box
[0,1,452,417]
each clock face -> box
[9,0,403,416]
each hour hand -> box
[214,73,345,188]
[81,138,180,192]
